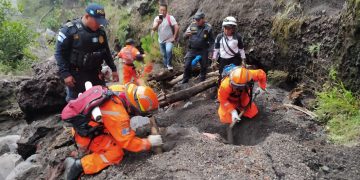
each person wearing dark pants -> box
[183,49,209,82]
[213,16,246,86]
[55,4,119,102]
[182,12,215,83]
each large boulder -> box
[0,79,24,122]
[18,56,66,119]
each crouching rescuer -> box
[218,66,267,124]
[61,83,162,180]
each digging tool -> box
[226,88,264,144]
[227,110,245,144]
[149,116,163,154]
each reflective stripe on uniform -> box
[101,110,120,116]
[99,154,110,164]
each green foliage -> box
[172,45,185,65]
[104,5,131,45]
[0,0,35,74]
[267,70,289,85]
[271,2,304,55]
[308,43,321,57]
[0,0,12,23]
[141,33,161,64]
[315,68,360,145]
[42,8,64,30]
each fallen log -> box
[283,103,318,119]
[147,69,182,81]
[159,77,217,107]
[168,71,219,86]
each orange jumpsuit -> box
[73,95,151,174]
[218,69,267,124]
[118,45,141,84]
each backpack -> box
[61,86,114,137]
[166,14,175,35]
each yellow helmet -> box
[125,83,159,113]
[229,67,252,89]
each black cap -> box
[125,38,135,45]
[85,3,108,25]
[194,12,205,20]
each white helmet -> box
[222,16,237,27]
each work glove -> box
[148,135,163,147]
[231,110,241,123]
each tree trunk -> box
[159,77,217,107]
[147,70,183,81]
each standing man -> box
[152,3,179,70]
[55,3,119,102]
[213,16,247,85]
[182,12,215,83]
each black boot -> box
[64,157,83,180]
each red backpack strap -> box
[166,14,172,27]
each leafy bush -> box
[315,68,360,145]
[141,33,161,64]
[172,45,185,66]
[0,0,35,74]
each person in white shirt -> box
[213,16,246,85]
[152,3,179,70]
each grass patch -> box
[141,33,161,64]
[315,68,360,145]
[271,1,305,55]
[172,45,185,66]
[267,70,289,85]
[308,43,321,58]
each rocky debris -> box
[0,135,20,156]
[0,152,23,180]
[5,154,41,180]
[0,80,24,122]
[17,56,66,120]
[0,83,357,180]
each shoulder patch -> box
[65,21,74,28]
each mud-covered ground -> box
[7,83,357,180]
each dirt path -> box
[1,82,359,179]
[79,85,359,179]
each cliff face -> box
[129,0,360,93]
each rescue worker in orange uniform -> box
[118,39,145,84]
[218,66,267,124]
[64,83,162,180]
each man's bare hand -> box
[112,72,119,82]
[64,76,76,87]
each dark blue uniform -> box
[55,18,116,101]
[183,22,214,83]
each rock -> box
[321,165,330,173]
[17,56,66,119]
[6,154,41,180]
[137,0,156,16]
[0,135,20,155]
[0,153,23,179]
[0,80,23,122]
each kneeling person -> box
[218,66,267,124]
[63,83,161,180]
